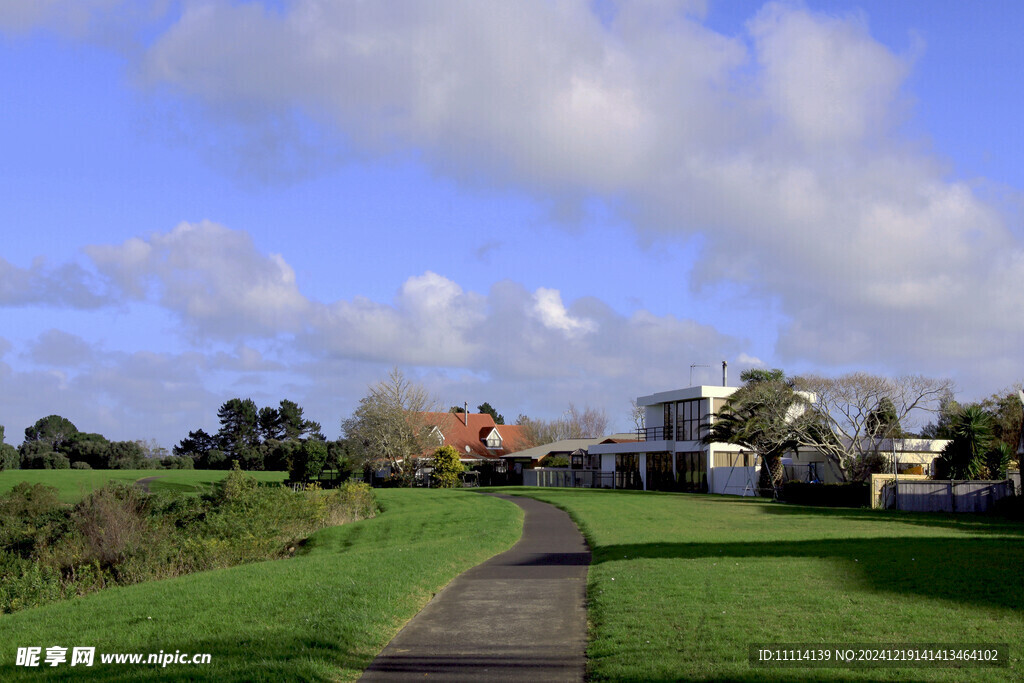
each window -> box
[675,451,707,492]
[713,452,753,467]
[676,399,703,441]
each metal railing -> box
[533,469,642,490]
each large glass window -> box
[615,453,641,489]
[675,451,708,492]
[647,453,674,491]
[676,399,703,441]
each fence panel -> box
[884,480,1013,513]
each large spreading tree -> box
[790,373,953,481]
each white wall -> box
[710,466,758,496]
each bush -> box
[0,482,68,555]
[431,445,464,488]
[160,455,195,470]
[542,455,570,468]
[781,481,869,508]
[331,481,377,522]
[0,466,377,614]
[0,443,18,471]
[71,461,93,469]
[72,484,149,568]
[21,452,71,470]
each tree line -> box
[0,417,177,471]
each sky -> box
[1,0,1023,448]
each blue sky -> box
[1,0,1022,448]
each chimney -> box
[722,360,728,387]
[464,401,469,425]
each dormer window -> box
[482,428,502,450]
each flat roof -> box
[637,385,738,406]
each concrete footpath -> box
[360,493,590,682]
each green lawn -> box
[0,469,289,502]
[0,488,523,681]
[501,488,1023,682]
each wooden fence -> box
[878,479,1015,513]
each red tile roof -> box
[418,412,531,460]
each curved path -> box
[360,493,590,682]
[133,475,165,493]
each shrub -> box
[0,482,68,555]
[21,452,71,469]
[71,461,92,469]
[331,481,377,522]
[0,466,377,614]
[781,481,869,508]
[159,455,195,470]
[0,551,64,613]
[542,455,570,468]
[431,445,464,488]
[72,484,149,568]
[0,443,18,471]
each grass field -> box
[0,469,289,502]
[501,488,1024,682]
[0,488,523,681]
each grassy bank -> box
[0,489,523,681]
[0,470,288,503]
[505,488,1023,682]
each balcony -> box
[637,425,683,441]
[636,424,705,442]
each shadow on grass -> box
[0,631,369,682]
[761,503,1024,537]
[593,536,1024,612]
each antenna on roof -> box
[689,363,711,385]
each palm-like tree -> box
[702,372,806,495]
[938,405,993,480]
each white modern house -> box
[575,379,949,496]
[588,384,759,495]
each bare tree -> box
[791,373,954,481]
[629,399,646,435]
[341,368,442,484]
[564,403,609,439]
[515,404,610,446]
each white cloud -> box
[4,1,1022,409]
[0,256,109,308]
[87,221,312,338]
[117,0,1024,388]
[532,288,596,337]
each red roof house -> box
[419,412,531,462]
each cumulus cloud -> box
[3,230,748,443]
[110,0,1022,386]
[0,337,219,446]
[3,1,1022,420]
[27,329,96,367]
[86,221,312,338]
[0,256,109,308]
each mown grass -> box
[0,470,288,502]
[0,488,523,681]
[502,488,1023,682]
